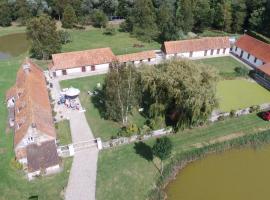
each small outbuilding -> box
[116,50,156,65]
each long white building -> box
[162,37,231,59]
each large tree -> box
[104,63,141,125]
[152,136,173,174]
[141,59,219,130]
[62,5,77,28]
[26,14,61,59]
[157,1,178,42]
[194,0,213,32]
[231,0,247,33]
[0,1,12,27]
[127,0,158,42]
[176,0,194,33]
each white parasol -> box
[64,87,80,97]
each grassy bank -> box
[0,25,26,37]
[96,114,270,200]
[154,129,270,199]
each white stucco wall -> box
[232,46,264,67]
[66,67,82,74]
[165,48,230,60]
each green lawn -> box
[96,114,270,200]
[0,56,72,200]
[63,28,160,55]
[56,120,72,145]
[60,75,146,140]
[0,25,26,37]
[195,56,248,78]
[217,79,270,112]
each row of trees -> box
[123,0,270,41]
[1,0,270,39]
[103,59,219,132]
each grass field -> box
[195,56,248,78]
[63,28,160,55]
[60,75,146,140]
[56,120,72,145]
[217,79,270,112]
[96,114,270,200]
[0,25,25,37]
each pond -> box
[165,145,270,200]
[0,33,29,59]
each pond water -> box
[165,145,270,200]
[0,33,29,59]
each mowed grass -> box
[195,56,248,78]
[60,75,146,140]
[56,120,72,145]
[62,28,160,55]
[96,114,270,200]
[217,79,270,112]
[0,57,72,200]
[0,25,25,37]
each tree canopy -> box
[26,14,61,59]
[140,59,219,130]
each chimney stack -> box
[23,63,31,74]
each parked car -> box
[262,111,270,121]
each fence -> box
[102,128,173,149]
[209,103,270,122]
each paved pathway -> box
[45,73,99,200]
[65,110,98,200]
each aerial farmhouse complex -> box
[4,33,270,187]
[6,59,60,180]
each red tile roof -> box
[50,48,117,70]
[6,59,56,147]
[258,63,270,76]
[235,35,270,63]
[163,37,230,55]
[117,51,156,63]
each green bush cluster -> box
[10,158,23,170]
[250,105,260,113]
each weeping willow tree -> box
[140,59,219,130]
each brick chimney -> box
[22,62,31,74]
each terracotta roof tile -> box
[235,35,270,63]
[163,37,230,55]
[258,63,270,76]
[7,59,56,147]
[117,51,156,63]
[6,86,16,101]
[51,48,117,70]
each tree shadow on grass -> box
[91,88,107,118]
[134,142,153,162]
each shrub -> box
[250,105,260,113]
[103,25,116,35]
[58,30,72,44]
[118,124,139,137]
[140,125,151,135]
[218,115,225,121]
[10,158,23,170]
[91,9,108,28]
[234,67,249,77]
[230,110,236,117]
